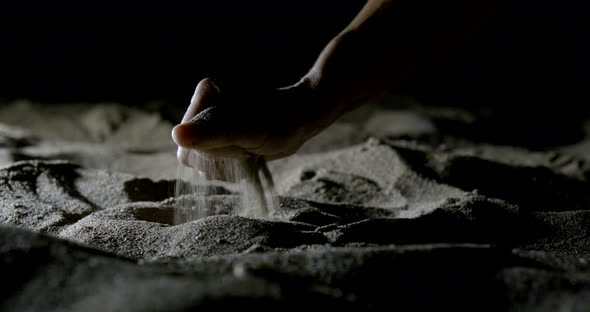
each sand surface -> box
[1,99,590,311]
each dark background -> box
[0,1,365,105]
[0,0,588,121]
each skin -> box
[171,0,496,167]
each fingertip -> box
[176,147,192,167]
[171,123,195,148]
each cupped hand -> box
[171,78,340,167]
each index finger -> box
[181,78,222,123]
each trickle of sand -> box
[174,149,277,224]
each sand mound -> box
[1,101,590,311]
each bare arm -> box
[172,0,497,162]
[299,0,497,120]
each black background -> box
[0,0,588,117]
[0,1,364,105]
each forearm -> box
[299,0,496,115]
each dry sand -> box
[1,100,590,311]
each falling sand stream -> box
[174,149,277,224]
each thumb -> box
[172,78,227,155]
[172,106,237,151]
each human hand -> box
[171,78,341,167]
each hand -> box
[171,78,341,166]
